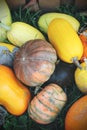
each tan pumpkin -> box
[0,65,31,116]
[13,39,57,87]
[28,83,67,124]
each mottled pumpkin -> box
[65,95,87,130]
[13,39,57,87]
[28,83,67,124]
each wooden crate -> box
[6,0,87,11]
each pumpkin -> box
[0,42,19,67]
[75,61,87,93]
[79,30,87,62]
[65,95,87,130]
[0,65,31,116]
[28,83,67,124]
[13,39,57,87]
[48,18,83,64]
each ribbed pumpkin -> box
[13,39,57,87]
[65,95,87,130]
[28,83,67,124]
[48,18,83,64]
[0,65,31,116]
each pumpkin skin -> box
[79,30,87,62]
[13,39,57,87]
[48,18,83,63]
[0,42,19,67]
[0,65,31,116]
[65,95,87,130]
[28,83,67,124]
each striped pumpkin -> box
[13,39,57,87]
[28,83,67,124]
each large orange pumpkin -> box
[0,65,31,116]
[13,39,57,87]
[65,95,87,130]
[28,83,67,124]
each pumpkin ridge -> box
[17,48,57,64]
[36,95,58,113]
[43,87,67,102]
[29,104,55,120]
[36,93,60,112]
[29,98,57,123]
[29,106,56,124]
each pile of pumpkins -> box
[0,0,87,130]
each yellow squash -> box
[75,62,87,93]
[48,18,83,63]
[38,12,80,33]
[0,0,12,41]
[3,22,45,47]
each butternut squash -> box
[0,65,31,116]
[48,18,83,64]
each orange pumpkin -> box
[28,83,67,124]
[65,95,87,130]
[0,65,31,116]
[79,30,87,62]
[13,39,57,87]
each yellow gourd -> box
[48,18,83,64]
[0,22,45,47]
[75,61,87,93]
[0,0,12,41]
[38,12,80,33]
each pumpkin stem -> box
[72,57,82,69]
[34,85,42,95]
[0,22,11,31]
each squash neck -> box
[0,22,11,31]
